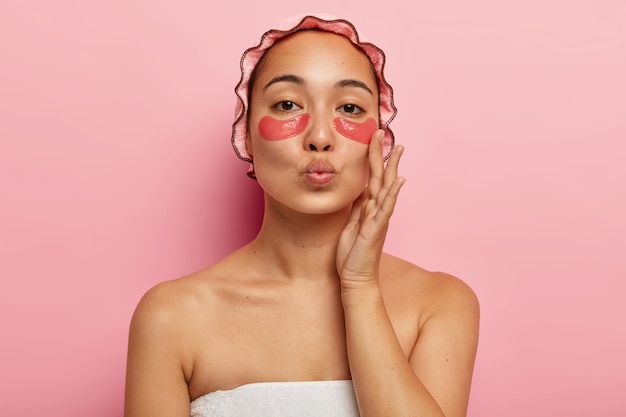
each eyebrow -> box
[263,74,374,96]
[263,74,305,90]
[335,79,374,95]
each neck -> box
[248,195,352,281]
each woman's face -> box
[246,30,380,215]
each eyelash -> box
[272,101,365,115]
[338,104,364,115]
[273,101,302,112]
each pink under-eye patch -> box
[333,117,378,144]
[258,114,310,140]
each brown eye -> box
[275,101,301,111]
[340,104,363,114]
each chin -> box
[286,191,364,216]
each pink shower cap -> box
[231,13,397,177]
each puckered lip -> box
[305,159,335,174]
[304,160,336,186]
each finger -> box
[374,176,406,224]
[375,145,404,207]
[356,178,403,247]
[383,145,404,189]
[367,130,385,200]
[345,191,367,228]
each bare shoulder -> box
[132,276,201,329]
[380,252,479,320]
[130,247,255,340]
[131,260,238,329]
[125,259,246,415]
[128,275,207,368]
[379,252,480,398]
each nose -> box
[303,115,335,152]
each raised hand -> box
[336,130,405,290]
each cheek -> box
[258,114,310,141]
[333,117,378,144]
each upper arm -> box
[124,284,192,417]
[408,274,480,417]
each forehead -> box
[257,30,376,84]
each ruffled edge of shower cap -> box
[231,13,397,177]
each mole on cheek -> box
[258,114,310,141]
[333,117,378,144]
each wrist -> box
[340,279,383,309]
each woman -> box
[124,14,479,417]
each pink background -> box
[1,1,625,416]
